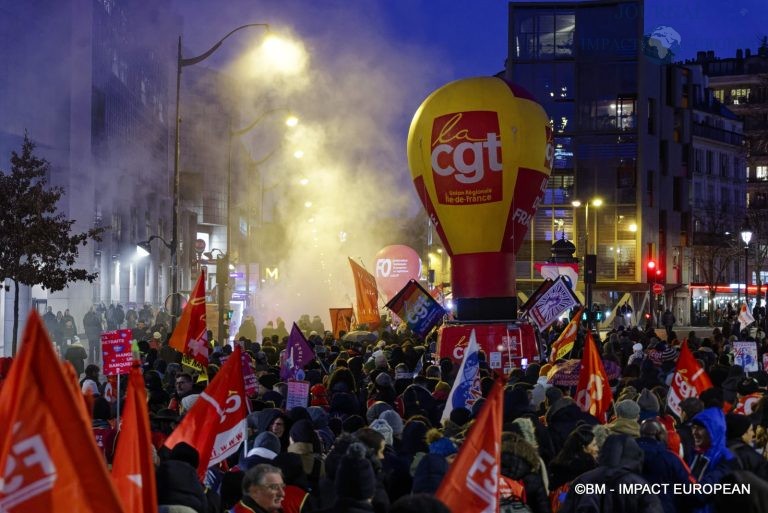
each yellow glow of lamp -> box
[407,77,553,319]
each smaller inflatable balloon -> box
[374,245,422,301]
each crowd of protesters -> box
[35,308,768,513]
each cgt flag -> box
[549,308,584,363]
[169,270,209,367]
[436,376,505,513]
[164,345,248,479]
[0,311,126,512]
[385,279,446,338]
[111,364,158,513]
[667,341,713,419]
[280,323,314,381]
[349,258,381,328]
[575,331,613,424]
[441,329,482,423]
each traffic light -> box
[655,263,664,284]
[216,256,230,287]
[646,260,657,283]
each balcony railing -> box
[691,123,745,146]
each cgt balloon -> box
[407,76,553,320]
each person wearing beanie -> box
[628,343,645,366]
[499,430,550,513]
[725,413,768,479]
[366,401,393,425]
[288,419,324,485]
[157,442,208,513]
[370,418,394,446]
[342,414,366,434]
[315,442,377,513]
[307,406,335,453]
[608,400,641,437]
[637,388,660,422]
[411,430,455,495]
[379,410,404,441]
[243,432,282,470]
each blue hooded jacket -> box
[690,407,735,470]
[689,407,738,513]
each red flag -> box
[574,331,614,423]
[0,311,126,512]
[667,341,713,418]
[549,308,583,363]
[436,376,505,512]
[111,364,158,513]
[164,345,248,478]
[169,270,209,367]
[348,258,381,328]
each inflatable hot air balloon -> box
[407,76,553,320]
[374,245,422,302]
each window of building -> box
[706,150,713,175]
[730,88,751,104]
[720,153,729,178]
[757,165,768,180]
[694,148,703,174]
[713,89,725,102]
[515,10,575,60]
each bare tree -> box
[689,207,740,325]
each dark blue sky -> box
[177,0,768,86]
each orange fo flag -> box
[0,311,126,513]
[575,331,614,423]
[329,307,354,339]
[436,376,505,512]
[164,345,248,479]
[169,269,209,367]
[348,258,380,329]
[667,341,713,419]
[111,364,158,513]
[549,308,583,363]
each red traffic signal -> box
[646,260,657,283]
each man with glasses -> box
[232,464,286,512]
[168,372,195,414]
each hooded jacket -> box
[561,435,663,513]
[688,407,739,513]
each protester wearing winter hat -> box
[307,406,335,454]
[369,418,394,447]
[243,432,282,470]
[379,410,404,440]
[288,419,324,485]
[608,399,641,437]
[637,388,660,422]
[500,430,550,513]
[733,376,763,415]
[411,430,456,495]
[366,401,393,425]
[157,442,208,513]
[627,342,645,366]
[315,442,377,513]
[725,413,768,479]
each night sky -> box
[175,0,768,82]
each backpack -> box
[500,476,532,513]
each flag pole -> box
[116,371,121,430]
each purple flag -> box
[280,323,314,380]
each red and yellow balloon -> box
[407,76,553,302]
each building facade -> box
[0,0,178,352]
[506,0,693,324]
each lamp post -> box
[572,198,602,330]
[172,23,269,330]
[741,218,753,310]
[204,249,230,344]
[228,111,297,314]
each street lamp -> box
[572,197,602,330]
[172,23,270,331]
[741,218,753,309]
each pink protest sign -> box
[101,329,133,376]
